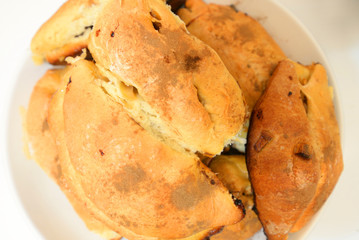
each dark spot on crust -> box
[74,25,93,38]
[95,29,101,37]
[232,196,245,214]
[256,109,263,120]
[42,118,49,132]
[255,48,264,57]
[99,149,105,156]
[85,49,94,62]
[184,54,201,71]
[254,131,273,152]
[288,91,293,96]
[236,24,254,43]
[113,165,147,193]
[163,55,170,63]
[294,143,313,160]
[119,215,132,228]
[289,75,293,80]
[74,31,85,38]
[171,174,211,210]
[152,21,162,31]
[323,141,335,163]
[203,226,225,240]
[66,77,72,92]
[210,179,216,185]
[110,31,115,37]
[54,155,62,180]
[300,91,309,114]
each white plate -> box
[1,0,345,239]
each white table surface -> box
[0,0,358,239]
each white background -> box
[0,0,358,239]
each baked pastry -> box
[31,0,104,64]
[26,69,63,181]
[27,0,343,239]
[26,68,121,240]
[28,0,249,239]
[87,0,246,156]
[247,59,343,239]
[177,0,286,111]
[31,0,247,156]
[290,61,343,232]
[46,59,244,240]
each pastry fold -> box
[31,0,105,64]
[28,59,244,240]
[31,0,247,156]
[88,0,246,156]
[178,0,286,111]
[247,60,343,239]
[26,67,121,240]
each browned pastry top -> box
[28,0,342,239]
[31,0,103,64]
[26,67,121,239]
[247,60,342,239]
[178,0,286,111]
[88,0,246,156]
[45,59,244,240]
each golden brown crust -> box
[28,0,343,238]
[247,60,342,239]
[247,60,317,239]
[26,69,63,181]
[88,0,246,156]
[31,0,247,155]
[177,0,286,111]
[47,59,244,240]
[31,0,103,64]
[26,67,121,239]
[290,64,343,232]
[29,0,248,238]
